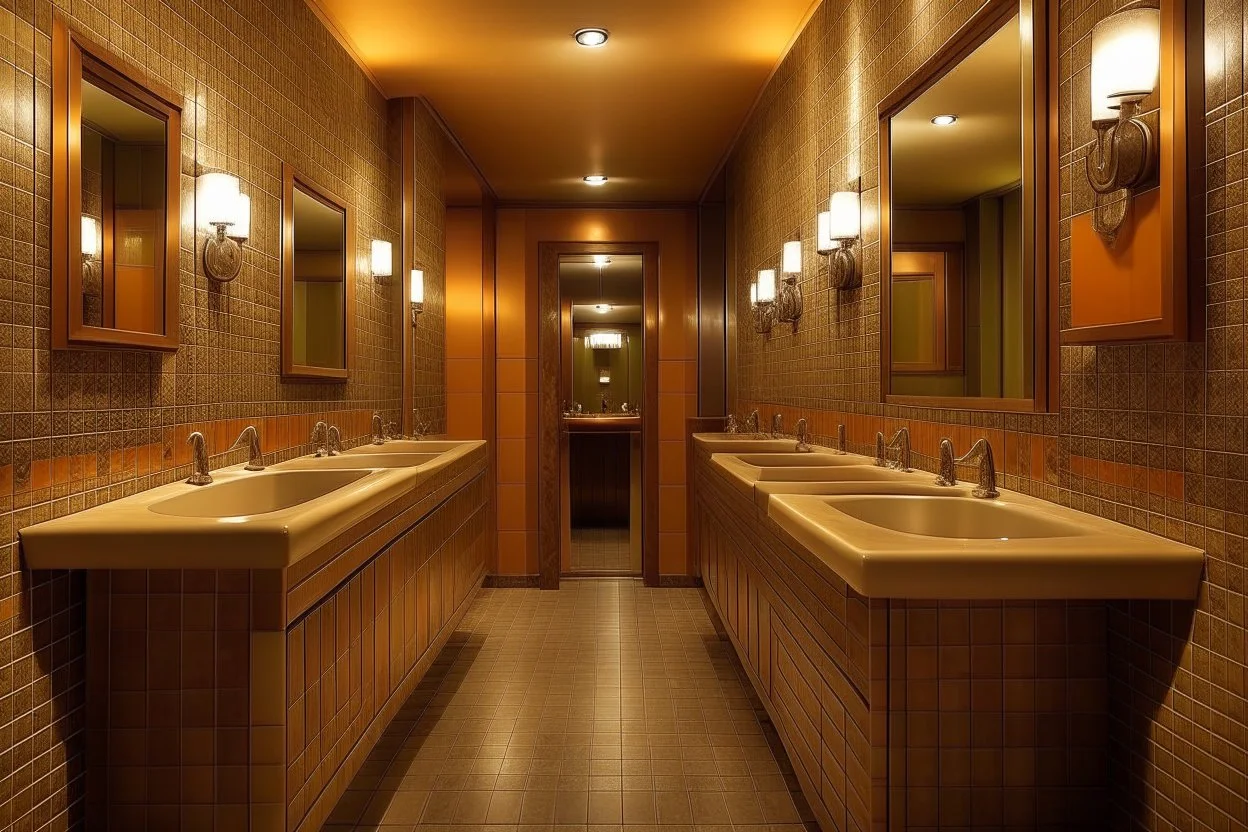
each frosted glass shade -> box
[585,332,623,349]
[782,240,802,274]
[371,240,393,277]
[749,282,758,305]
[81,215,101,258]
[196,172,240,227]
[410,269,424,304]
[829,191,860,239]
[817,212,839,253]
[228,193,250,241]
[1090,7,1160,120]
[756,269,776,302]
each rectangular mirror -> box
[879,0,1053,411]
[281,164,354,381]
[52,14,181,350]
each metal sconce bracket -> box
[752,301,776,335]
[828,244,859,290]
[411,302,423,327]
[1085,99,1156,245]
[204,224,243,282]
[776,276,803,325]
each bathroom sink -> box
[276,452,442,470]
[713,451,878,482]
[831,495,1083,539]
[732,453,867,468]
[692,433,808,454]
[149,470,371,518]
[346,440,461,455]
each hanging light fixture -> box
[585,332,624,349]
[593,254,612,314]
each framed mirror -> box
[51,14,182,350]
[879,0,1055,411]
[281,163,355,381]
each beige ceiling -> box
[890,16,1023,206]
[560,254,644,306]
[309,0,818,202]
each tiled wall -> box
[493,208,699,577]
[0,2,447,829]
[726,0,1246,828]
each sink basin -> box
[732,453,866,468]
[276,452,442,470]
[346,440,461,455]
[831,495,1084,539]
[714,451,879,482]
[692,434,807,454]
[149,470,370,518]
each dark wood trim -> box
[280,162,354,382]
[482,575,541,588]
[52,12,181,351]
[539,242,661,590]
[399,98,416,434]
[659,575,705,588]
[879,0,1054,413]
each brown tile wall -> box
[0,2,448,829]
[725,0,1246,827]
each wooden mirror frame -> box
[878,0,1057,412]
[51,13,181,351]
[280,163,356,382]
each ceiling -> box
[890,17,1022,206]
[309,0,818,202]
[82,80,166,143]
[293,188,345,251]
[559,254,643,306]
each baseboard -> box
[658,575,704,588]
[482,574,541,588]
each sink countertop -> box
[563,414,642,433]
[20,439,486,571]
[693,433,1205,600]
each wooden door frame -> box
[538,242,660,589]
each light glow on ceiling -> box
[583,175,609,186]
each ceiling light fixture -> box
[594,303,613,314]
[930,114,957,126]
[593,254,611,268]
[574,28,609,47]
[583,175,608,186]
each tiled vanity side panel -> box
[886,600,1108,831]
[286,475,488,832]
[85,567,280,831]
[693,452,876,832]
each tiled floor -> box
[323,580,816,831]
[569,527,633,573]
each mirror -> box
[880,0,1051,410]
[52,15,181,350]
[281,164,354,381]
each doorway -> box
[538,242,659,588]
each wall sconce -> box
[777,240,804,324]
[825,190,861,289]
[585,332,623,349]
[598,368,611,384]
[750,269,776,335]
[1085,6,1160,244]
[410,269,424,326]
[196,171,249,282]
[81,215,101,283]
[371,240,393,280]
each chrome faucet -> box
[771,412,784,439]
[886,427,911,472]
[937,437,999,499]
[311,421,329,457]
[228,425,264,471]
[794,418,810,453]
[874,431,887,467]
[371,412,386,445]
[327,425,343,456]
[746,409,760,436]
[725,414,739,434]
[386,421,401,440]
[836,424,847,454]
[187,431,212,485]
[412,410,431,440]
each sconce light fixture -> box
[777,240,804,325]
[196,171,250,283]
[1085,6,1160,244]
[585,332,624,349]
[598,368,611,384]
[750,269,777,335]
[825,189,861,289]
[410,269,424,326]
[370,240,393,280]
[81,215,101,282]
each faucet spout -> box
[311,421,329,457]
[794,418,810,453]
[371,412,386,445]
[836,424,847,455]
[187,432,212,485]
[936,437,999,498]
[228,425,264,471]
[874,431,887,467]
[771,412,784,439]
[327,425,343,456]
[886,427,911,472]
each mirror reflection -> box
[290,187,347,370]
[79,77,168,334]
[559,253,643,576]
[888,14,1034,400]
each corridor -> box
[322,581,816,830]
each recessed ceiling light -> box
[593,255,611,268]
[574,28,609,47]
[583,175,608,186]
[594,303,612,314]
[930,114,958,126]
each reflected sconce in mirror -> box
[410,269,424,326]
[777,240,804,324]
[81,215,101,283]
[585,332,624,349]
[370,240,392,281]
[598,368,611,384]
[825,189,861,289]
[750,269,777,335]
[1085,6,1160,244]
[197,171,250,282]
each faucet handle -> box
[836,423,847,454]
